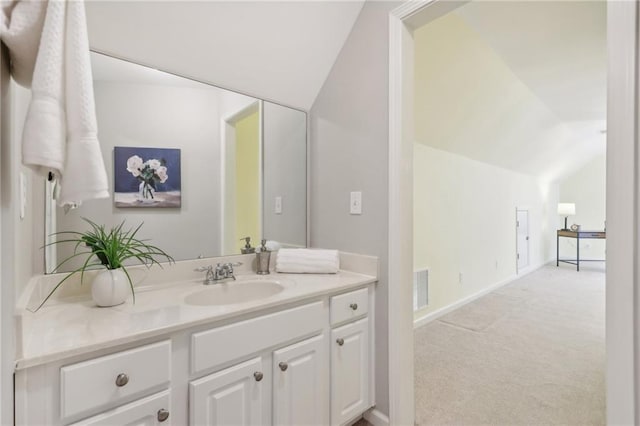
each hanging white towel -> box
[0,0,47,87]
[276,249,340,274]
[2,0,109,207]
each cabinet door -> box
[331,318,369,426]
[273,334,327,426]
[69,390,171,426]
[190,357,264,426]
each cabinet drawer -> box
[191,302,324,374]
[60,340,171,420]
[69,390,171,425]
[330,288,368,326]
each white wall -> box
[263,102,307,248]
[56,81,224,266]
[558,153,606,261]
[310,1,399,416]
[413,144,558,317]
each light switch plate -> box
[350,191,362,215]
[275,196,282,214]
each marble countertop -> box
[15,258,377,370]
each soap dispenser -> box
[256,239,271,275]
[240,237,255,254]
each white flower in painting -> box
[146,159,162,170]
[126,155,143,177]
[156,166,168,183]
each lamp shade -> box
[558,203,576,216]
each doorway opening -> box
[221,101,262,254]
[386,0,635,424]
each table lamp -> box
[558,203,575,231]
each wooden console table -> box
[556,229,606,271]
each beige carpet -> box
[414,264,605,426]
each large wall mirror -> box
[46,51,307,272]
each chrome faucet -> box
[194,262,242,284]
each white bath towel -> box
[276,249,340,274]
[0,0,46,87]
[2,0,109,207]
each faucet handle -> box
[227,262,242,269]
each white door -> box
[273,334,327,426]
[70,391,171,426]
[331,318,370,426]
[190,357,264,426]
[516,209,530,272]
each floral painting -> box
[114,147,181,208]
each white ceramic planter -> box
[92,268,130,307]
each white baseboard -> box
[363,408,390,426]
[413,262,547,329]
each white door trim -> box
[388,1,464,424]
[606,1,638,423]
[389,1,639,424]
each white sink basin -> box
[184,279,286,306]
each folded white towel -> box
[4,0,109,207]
[276,249,339,274]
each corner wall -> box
[310,1,399,416]
[413,144,558,318]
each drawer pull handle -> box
[337,338,345,346]
[350,303,358,310]
[254,371,264,382]
[115,373,129,387]
[157,409,170,422]
[279,362,288,371]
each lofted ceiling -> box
[414,1,606,182]
[456,0,606,124]
[85,0,366,111]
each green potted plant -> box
[37,218,173,310]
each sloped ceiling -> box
[85,0,365,111]
[456,1,606,123]
[414,1,606,182]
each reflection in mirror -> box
[46,52,307,273]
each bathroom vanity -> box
[14,253,377,426]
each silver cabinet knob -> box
[254,371,264,382]
[279,362,288,371]
[157,409,170,422]
[115,373,129,387]
[349,303,358,310]
[336,338,345,346]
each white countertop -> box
[16,264,376,370]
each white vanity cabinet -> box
[190,357,265,425]
[190,333,327,426]
[272,334,326,425]
[69,391,171,426]
[14,340,172,426]
[189,301,329,426]
[15,282,375,426]
[329,288,373,426]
